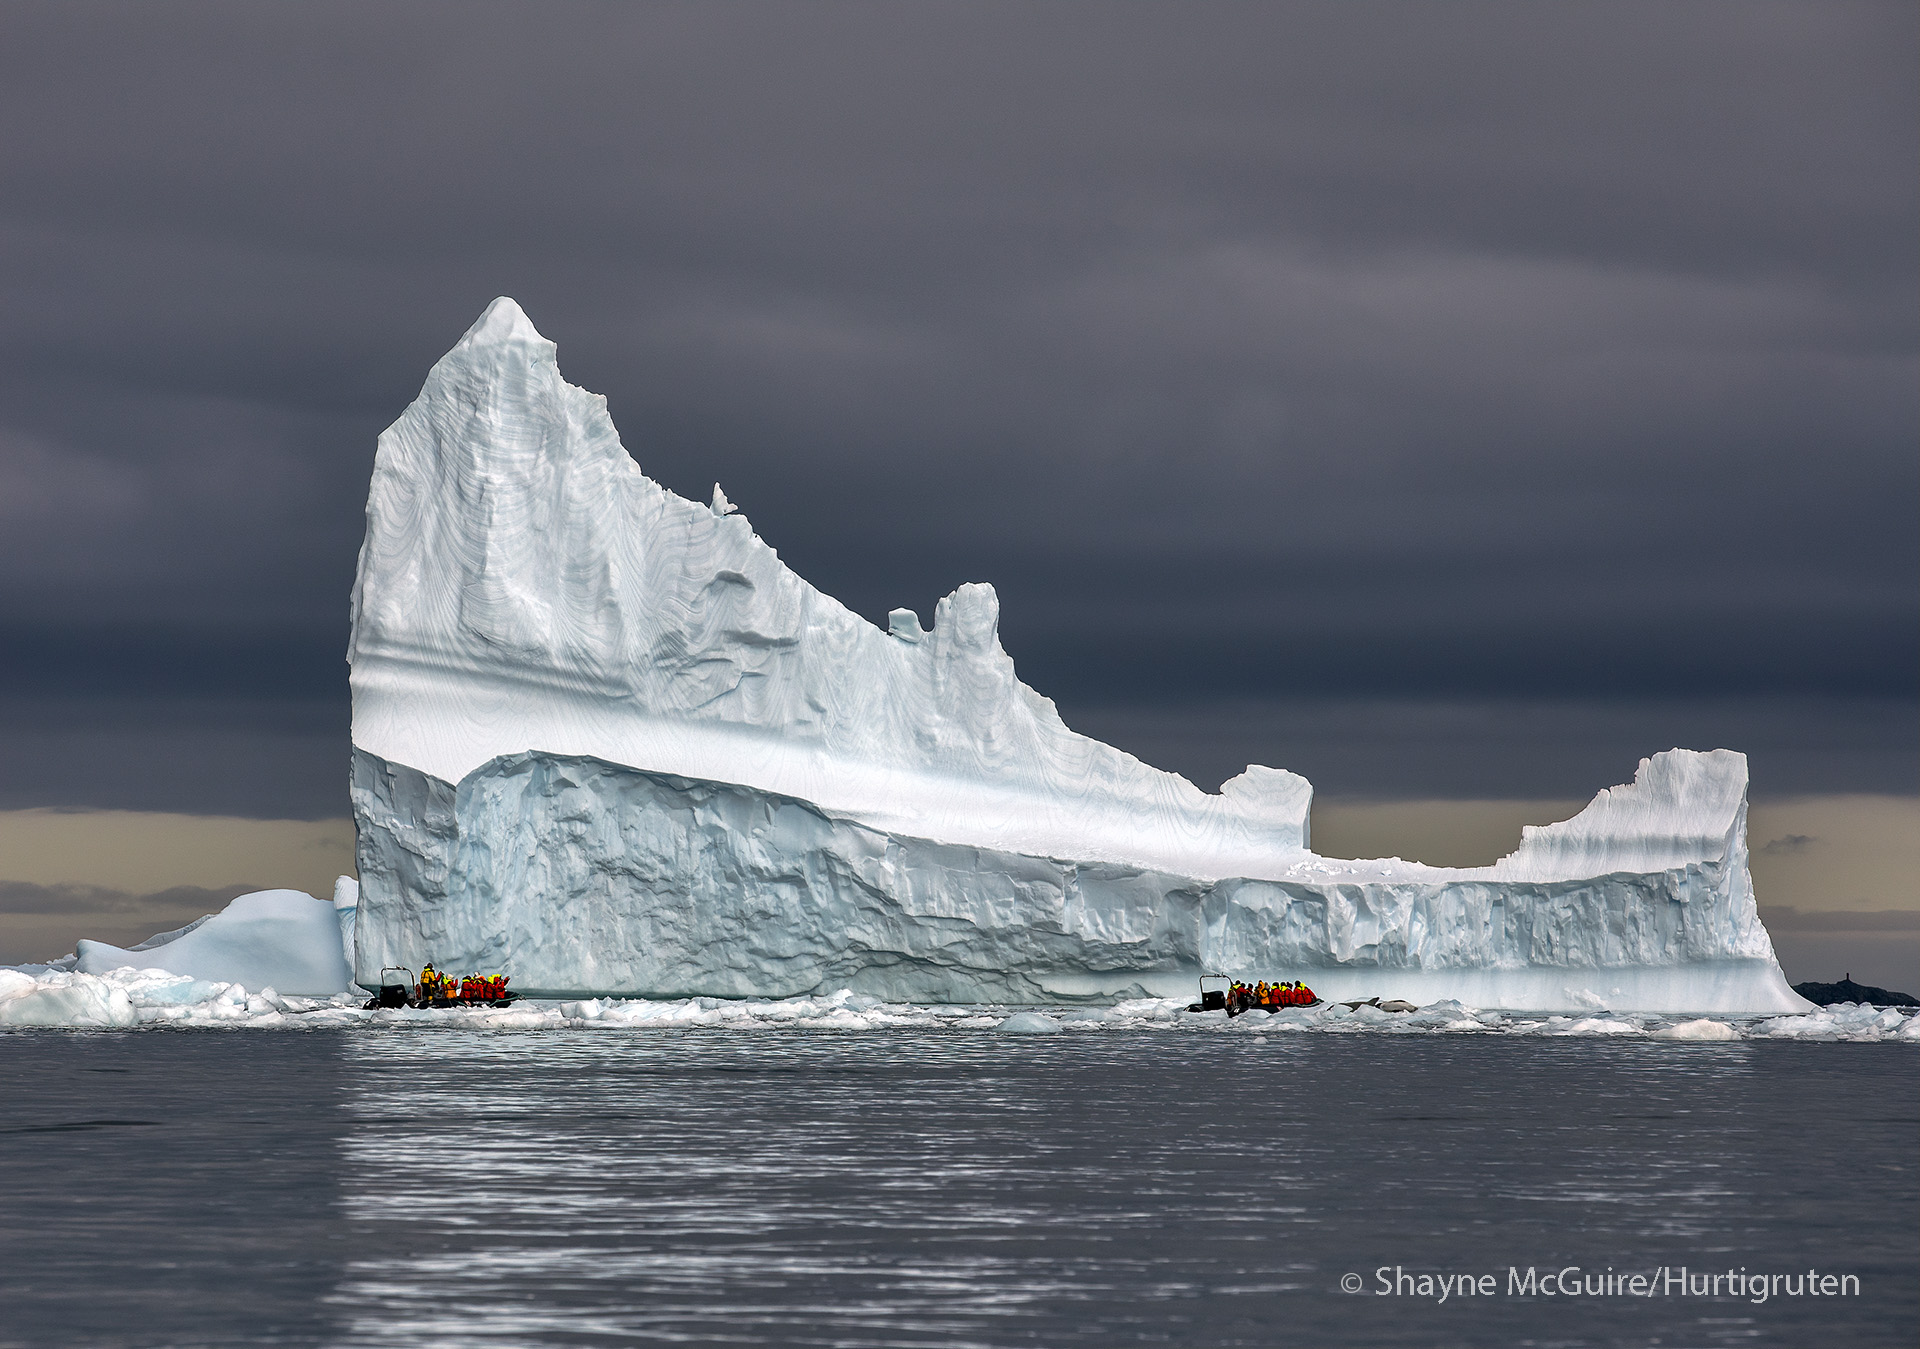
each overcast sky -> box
[1,0,1913,820]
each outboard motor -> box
[1188,974,1229,1013]
[368,967,415,1009]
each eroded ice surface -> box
[344,300,1809,1013]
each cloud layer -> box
[0,2,1912,815]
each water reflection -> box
[321,1031,1906,1348]
[327,1032,1320,1346]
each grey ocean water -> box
[0,1030,1912,1348]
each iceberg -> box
[347,298,1810,1014]
[70,888,353,996]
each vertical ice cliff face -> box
[349,298,1310,878]
[348,299,1809,1013]
[349,745,1804,1011]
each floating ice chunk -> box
[1549,1017,1643,1036]
[1399,1000,1481,1028]
[1753,1003,1920,1041]
[1651,1018,1739,1041]
[1110,998,1178,1021]
[0,970,137,1027]
[1056,1008,1109,1024]
[997,1012,1063,1034]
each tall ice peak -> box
[455,295,550,353]
[352,297,1319,874]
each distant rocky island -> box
[1792,976,1919,1008]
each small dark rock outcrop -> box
[1792,977,1919,1008]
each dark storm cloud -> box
[0,1,1912,813]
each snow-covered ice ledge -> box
[346,299,1810,1015]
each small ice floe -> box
[1545,1016,1644,1036]
[1110,997,1177,1021]
[1751,1002,1920,1041]
[997,1012,1064,1034]
[0,966,370,1028]
[0,968,137,1028]
[1651,1018,1740,1041]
